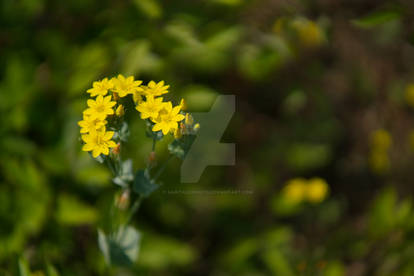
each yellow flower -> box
[111,74,143,97]
[371,129,392,150]
[144,80,169,97]
[405,84,414,107]
[116,104,125,117]
[306,178,328,203]
[136,96,165,120]
[78,114,107,133]
[86,78,114,97]
[283,178,307,203]
[369,149,390,174]
[293,19,325,48]
[132,90,143,103]
[272,18,285,34]
[84,95,116,120]
[81,127,117,158]
[152,102,185,135]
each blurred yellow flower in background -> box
[369,129,392,174]
[283,178,307,203]
[405,84,414,107]
[292,18,325,48]
[369,150,390,173]
[371,129,392,150]
[306,178,329,203]
[283,177,329,204]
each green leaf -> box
[98,229,110,264]
[261,249,294,276]
[369,187,396,237]
[132,0,162,19]
[46,263,59,276]
[113,121,130,142]
[145,128,163,141]
[56,194,98,226]
[168,135,196,160]
[132,170,159,197]
[98,226,141,266]
[18,257,31,276]
[112,159,134,188]
[352,9,402,29]
[90,153,105,164]
[285,143,331,172]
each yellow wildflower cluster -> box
[369,129,392,174]
[79,75,193,158]
[135,81,192,136]
[283,177,329,204]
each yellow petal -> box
[92,148,101,158]
[104,131,114,140]
[82,143,94,151]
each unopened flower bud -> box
[174,127,182,139]
[117,189,130,210]
[112,143,121,155]
[185,113,193,125]
[193,123,200,131]
[149,151,156,164]
[179,98,187,111]
[112,92,120,101]
[116,104,125,117]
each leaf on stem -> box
[168,134,196,160]
[132,169,159,197]
[112,159,134,188]
[98,226,141,266]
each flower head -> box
[86,78,114,97]
[78,114,107,134]
[84,95,116,120]
[144,81,169,97]
[306,178,328,203]
[283,178,307,203]
[82,127,117,158]
[111,74,143,98]
[151,102,185,135]
[136,96,165,120]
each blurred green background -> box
[3,0,414,275]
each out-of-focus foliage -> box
[2,0,414,275]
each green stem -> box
[125,196,142,226]
[152,137,156,151]
[105,157,116,176]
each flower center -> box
[96,104,105,113]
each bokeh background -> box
[2,0,414,275]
